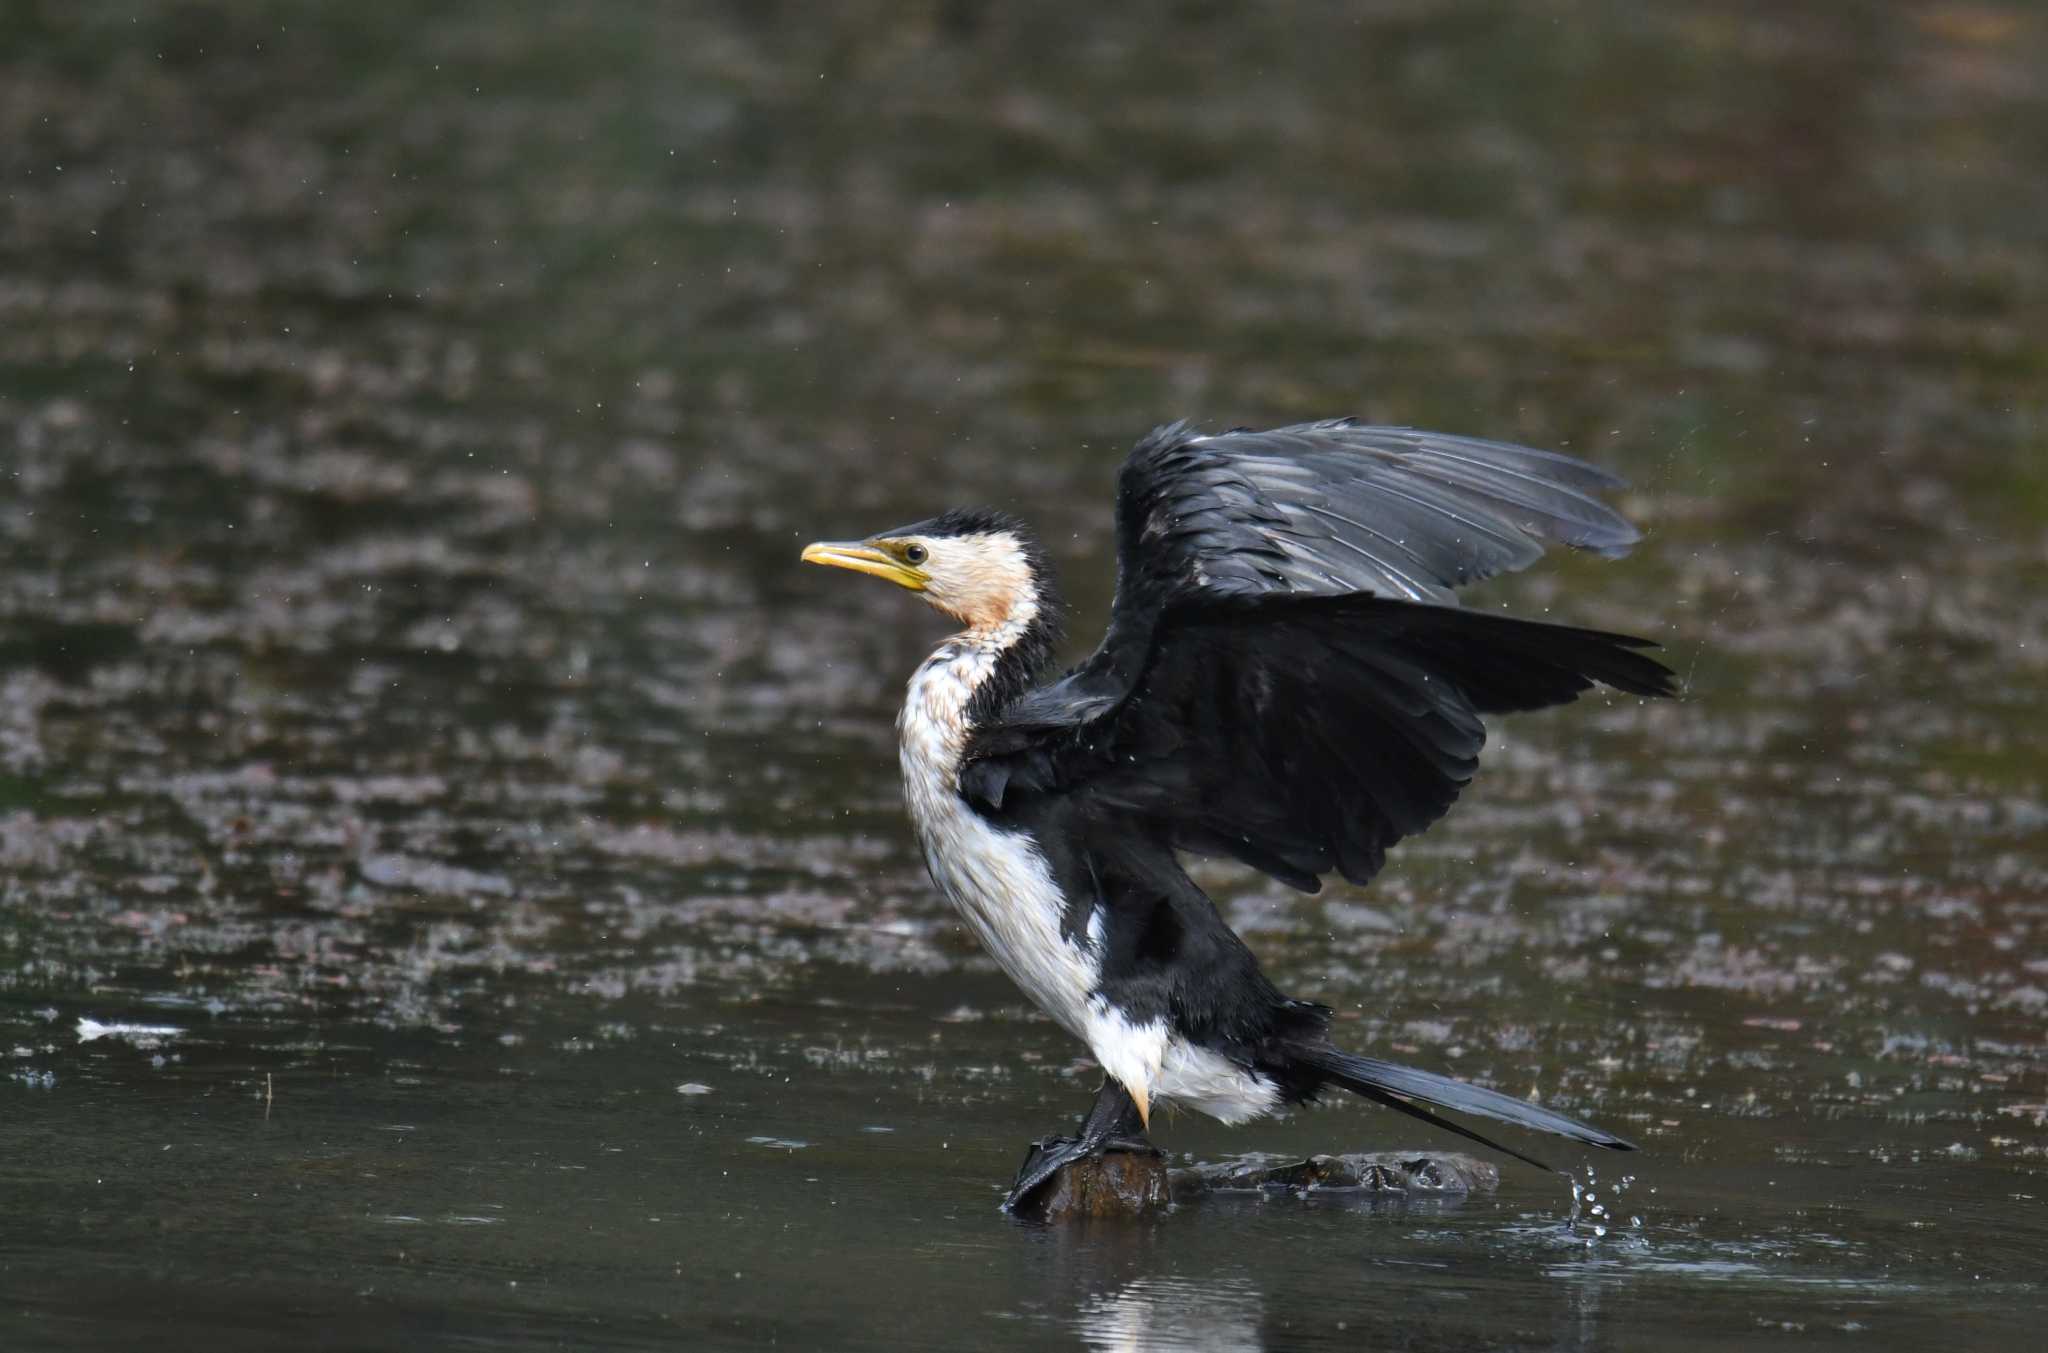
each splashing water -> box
[1566,1165,1644,1247]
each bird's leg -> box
[1001,1076,1158,1213]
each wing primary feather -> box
[1294,502,1466,601]
[1103,420,1651,622]
[1345,473,1552,559]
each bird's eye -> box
[904,544,928,565]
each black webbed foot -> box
[1003,1132,1162,1213]
[1000,1079,1156,1214]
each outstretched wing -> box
[1094,418,1643,666]
[960,420,1673,891]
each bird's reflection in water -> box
[1030,1178,1487,1350]
[1028,1218,1265,1352]
[1074,1274,1265,1353]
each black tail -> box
[1300,1046,1635,1175]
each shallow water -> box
[3,2,2045,1348]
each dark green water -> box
[4,2,2045,1348]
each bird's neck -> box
[960,593,1059,732]
[899,591,1060,777]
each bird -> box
[801,418,1676,1211]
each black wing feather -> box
[959,420,1675,894]
[1085,419,1644,683]
[998,595,1669,891]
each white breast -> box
[898,643,1098,1042]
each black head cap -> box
[882,507,1025,541]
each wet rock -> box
[1016,1148,1497,1221]
[1015,1146,1171,1222]
[1172,1150,1498,1201]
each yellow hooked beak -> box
[800,540,927,591]
[1128,1082,1150,1130]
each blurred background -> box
[2,2,2044,1349]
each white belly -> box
[897,645,1279,1125]
[916,797,1099,1040]
[1083,1000,1282,1125]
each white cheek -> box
[927,535,1038,630]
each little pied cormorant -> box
[803,418,1676,1211]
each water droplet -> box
[1593,1224,1607,1238]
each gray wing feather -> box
[1121,418,1640,609]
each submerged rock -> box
[1016,1149,1497,1221]
[1171,1150,1499,1201]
